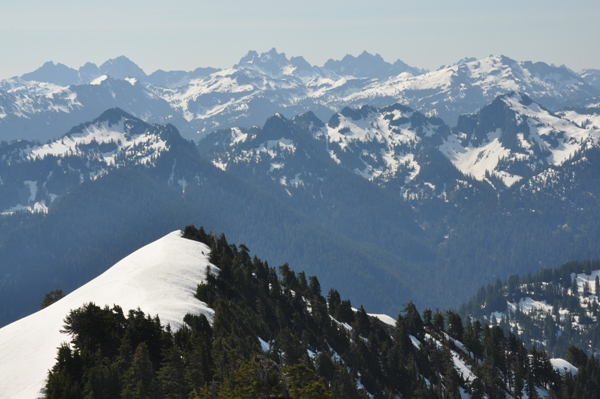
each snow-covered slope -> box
[580,69,600,90]
[0,230,216,399]
[159,53,599,136]
[321,103,448,185]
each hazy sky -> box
[1,0,599,79]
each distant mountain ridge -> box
[323,50,427,79]
[1,50,597,142]
[202,92,600,195]
[197,92,600,304]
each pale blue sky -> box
[1,0,599,79]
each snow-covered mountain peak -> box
[446,56,478,68]
[3,52,598,143]
[0,108,199,215]
[23,108,168,164]
[440,92,597,188]
[0,230,216,399]
[321,104,448,183]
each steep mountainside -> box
[4,92,600,325]
[0,108,194,214]
[442,92,599,189]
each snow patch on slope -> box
[90,74,108,85]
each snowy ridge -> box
[198,112,332,197]
[491,270,600,325]
[0,85,82,119]
[0,231,216,399]
[0,108,190,215]
[25,119,168,166]
[152,49,348,130]
[201,93,600,196]
[338,55,598,125]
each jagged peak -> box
[324,51,422,78]
[263,112,290,127]
[340,105,377,121]
[99,56,147,80]
[234,48,317,76]
[356,50,385,61]
[291,111,325,131]
[379,102,415,115]
[237,48,289,66]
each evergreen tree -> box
[41,289,65,309]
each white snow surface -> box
[369,313,396,326]
[551,358,578,375]
[452,351,475,382]
[0,230,216,399]
[90,74,108,85]
[560,110,600,131]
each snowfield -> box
[0,230,216,399]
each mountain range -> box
[1,50,598,142]
[2,85,600,326]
